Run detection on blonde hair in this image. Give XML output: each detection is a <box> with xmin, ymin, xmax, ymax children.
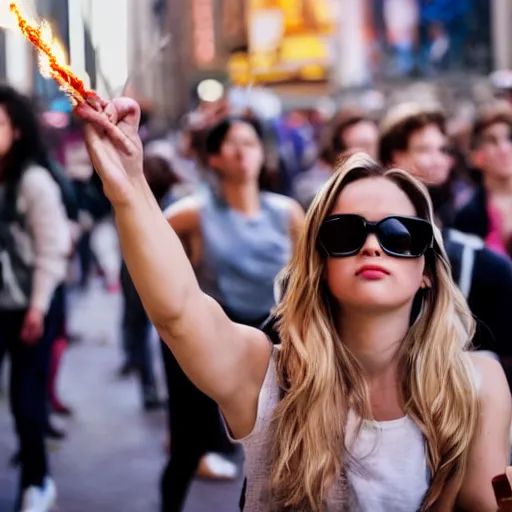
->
<box><xmin>269</xmin><ymin>152</ymin><xmax>479</xmax><ymax>511</ymax></box>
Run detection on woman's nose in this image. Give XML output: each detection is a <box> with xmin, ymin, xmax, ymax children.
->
<box><xmin>360</xmin><ymin>233</ymin><xmax>382</xmax><ymax>257</ymax></box>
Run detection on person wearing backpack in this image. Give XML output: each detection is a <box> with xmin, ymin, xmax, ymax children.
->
<box><xmin>0</xmin><ymin>86</ymin><xmax>71</xmax><ymax>512</ymax></box>
<box><xmin>379</xmin><ymin>103</ymin><xmax>512</xmax><ymax>378</ymax></box>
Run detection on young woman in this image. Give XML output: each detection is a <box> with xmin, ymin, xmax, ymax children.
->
<box><xmin>76</xmin><ymin>98</ymin><xmax>511</xmax><ymax>511</ymax></box>
<box><xmin>161</xmin><ymin>117</ymin><xmax>303</xmax><ymax>509</ymax></box>
<box><xmin>0</xmin><ymin>86</ymin><xmax>70</xmax><ymax>511</ymax></box>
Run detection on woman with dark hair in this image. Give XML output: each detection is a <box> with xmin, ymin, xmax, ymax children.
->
<box><xmin>158</xmin><ymin>116</ymin><xmax>304</xmax><ymax>510</ymax></box>
<box><xmin>0</xmin><ymin>86</ymin><xmax>70</xmax><ymax>512</ymax></box>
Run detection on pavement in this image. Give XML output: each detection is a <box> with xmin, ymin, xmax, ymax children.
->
<box><xmin>0</xmin><ymin>281</ymin><xmax>243</xmax><ymax>512</ymax></box>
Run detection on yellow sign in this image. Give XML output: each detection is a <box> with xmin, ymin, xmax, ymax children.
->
<box><xmin>229</xmin><ymin>0</ymin><xmax>337</xmax><ymax>85</ymax></box>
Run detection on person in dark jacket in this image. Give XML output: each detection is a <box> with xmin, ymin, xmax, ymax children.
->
<box><xmin>454</xmin><ymin>102</ymin><xmax>512</xmax><ymax>257</ymax></box>
<box><xmin>259</xmin><ymin>103</ymin><xmax>512</xmax><ymax>381</ymax></box>
<box><xmin>265</xmin><ymin>103</ymin><xmax>512</xmax><ymax>370</ymax></box>
<box><xmin>379</xmin><ymin>102</ymin><xmax>512</xmax><ymax>382</ymax></box>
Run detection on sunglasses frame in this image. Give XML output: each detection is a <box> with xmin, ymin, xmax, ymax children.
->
<box><xmin>318</xmin><ymin>214</ymin><xmax>434</xmax><ymax>259</ymax></box>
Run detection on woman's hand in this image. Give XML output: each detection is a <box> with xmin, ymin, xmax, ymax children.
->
<box><xmin>74</xmin><ymin>98</ymin><xmax>144</xmax><ymax>207</ymax></box>
<box><xmin>20</xmin><ymin>307</ymin><xmax>44</xmax><ymax>344</ymax></box>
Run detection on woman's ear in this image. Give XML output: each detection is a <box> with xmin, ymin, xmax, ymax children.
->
<box><xmin>420</xmin><ymin>275</ymin><xmax>432</xmax><ymax>289</ymax></box>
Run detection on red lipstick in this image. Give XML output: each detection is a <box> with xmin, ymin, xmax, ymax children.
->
<box><xmin>356</xmin><ymin>264</ymin><xmax>390</xmax><ymax>280</ymax></box>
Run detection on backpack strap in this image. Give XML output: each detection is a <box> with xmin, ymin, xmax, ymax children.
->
<box><xmin>448</xmin><ymin>230</ymin><xmax>485</xmax><ymax>299</ymax></box>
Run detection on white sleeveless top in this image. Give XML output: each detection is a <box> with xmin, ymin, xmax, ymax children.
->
<box><xmin>231</xmin><ymin>348</ymin><xmax>479</xmax><ymax>511</ymax></box>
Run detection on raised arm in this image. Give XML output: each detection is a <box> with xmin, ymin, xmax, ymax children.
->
<box><xmin>75</xmin><ymin>98</ymin><xmax>271</xmax><ymax>438</ymax></box>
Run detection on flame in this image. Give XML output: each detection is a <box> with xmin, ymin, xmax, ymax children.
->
<box><xmin>9</xmin><ymin>2</ymin><xmax>94</xmax><ymax>105</ymax></box>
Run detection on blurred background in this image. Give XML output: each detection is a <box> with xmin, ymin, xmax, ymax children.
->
<box><xmin>1</xmin><ymin>1</ymin><xmax>512</xmax><ymax>511</ymax></box>
<box><xmin>0</xmin><ymin>0</ymin><xmax>510</xmax><ymax>121</ymax></box>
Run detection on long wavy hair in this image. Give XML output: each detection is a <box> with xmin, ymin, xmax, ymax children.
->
<box><xmin>269</xmin><ymin>152</ymin><xmax>479</xmax><ymax>511</ymax></box>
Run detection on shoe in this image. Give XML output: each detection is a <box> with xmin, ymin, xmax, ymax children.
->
<box><xmin>20</xmin><ymin>477</ymin><xmax>56</xmax><ymax>512</ymax></box>
<box><xmin>45</xmin><ymin>424</ymin><xmax>66</xmax><ymax>440</ymax></box>
<box><xmin>195</xmin><ymin>453</ymin><xmax>237</xmax><ymax>480</ymax></box>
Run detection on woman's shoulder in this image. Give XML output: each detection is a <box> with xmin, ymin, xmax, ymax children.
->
<box><xmin>163</xmin><ymin>193</ymin><xmax>204</xmax><ymax>233</ymax></box>
<box><xmin>262</xmin><ymin>191</ymin><xmax>302</xmax><ymax>213</ymax></box>
<box><xmin>262</xmin><ymin>192</ymin><xmax>305</xmax><ymax>233</ymax></box>
<box><xmin>20</xmin><ymin>164</ymin><xmax>54</xmax><ymax>187</ymax></box>
<box><xmin>19</xmin><ymin>164</ymin><xmax>60</xmax><ymax>199</ymax></box>
<box><xmin>468</xmin><ymin>353</ymin><xmax>510</xmax><ymax>402</ymax></box>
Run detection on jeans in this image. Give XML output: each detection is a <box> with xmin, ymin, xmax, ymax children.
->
<box><xmin>160</xmin><ymin>307</ymin><xmax>269</xmax><ymax>512</ymax></box>
<box><xmin>121</xmin><ymin>262</ymin><xmax>158</xmax><ymax>402</ymax></box>
<box><xmin>160</xmin><ymin>345</ymin><xmax>233</xmax><ymax>512</ymax></box>
<box><xmin>0</xmin><ymin>294</ymin><xmax>60</xmax><ymax>495</ymax></box>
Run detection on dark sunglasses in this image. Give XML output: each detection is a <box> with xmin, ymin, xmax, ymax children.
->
<box><xmin>318</xmin><ymin>214</ymin><xmax>433</xmax><ymax>258</ymax></box>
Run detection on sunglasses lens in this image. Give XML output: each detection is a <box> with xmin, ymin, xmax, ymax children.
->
<box><xmin>319</xmin><ymin>215</ymin><xmax>367</xmax><ymax>255</ymax></box>
<box><xmin>378</xmin><ymin>217</ymin><xmax>432</xmax><ymax>256</ymax></box>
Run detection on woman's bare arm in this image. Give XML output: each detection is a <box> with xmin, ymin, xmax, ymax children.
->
<box><xmin>76</xmin><ymin>98</ymin><xmax>271</xmax><ymax>437</ymax></box>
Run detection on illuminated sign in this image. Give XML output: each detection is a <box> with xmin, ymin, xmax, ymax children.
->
<box><xmin>229</xmin><ymin>0</ymin><xmax>337</xmax><ymax>85</ymax></box>
<box><xmin>192</xmin><ymin>0</ymin><xmax>215</xmax><ymax>66</ymax></box>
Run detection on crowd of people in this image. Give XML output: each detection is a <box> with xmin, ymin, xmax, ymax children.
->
<box><xmin>1</xmin><ymin>77</ymin><xmax>512</xmax><ymax>511</ymax></box>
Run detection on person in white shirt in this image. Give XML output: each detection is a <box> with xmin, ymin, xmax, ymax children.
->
<box><xmin>0</xmin><ymin>86</ymin><xmax>70</xmax><ymax>512</ymax></box>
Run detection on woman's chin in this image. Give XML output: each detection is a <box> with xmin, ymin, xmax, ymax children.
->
<box><xmin>342</xmin><ymin>294</ymin><xmax>410</xmax><ymax>314</ymax></box>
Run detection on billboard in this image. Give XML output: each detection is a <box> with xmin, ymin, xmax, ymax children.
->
<box><xmin>229</xmin><ymin>0</ymin><xmax>338</xmax><ymax>85</ymax></box>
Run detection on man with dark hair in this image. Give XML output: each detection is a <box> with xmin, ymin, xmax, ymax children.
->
<box><xmin>292</xmin><ymin>109</ymin><xmax>378</xmax><ymax>210</ymax></box>
<box><xmin>454</xmin><ymin>102</ymin><xmax>512</xmax><ymax>256</ymax></box>
<box><xmin>380</xmin><ymin>102</ymin><xmax>512</xmax><ymax>383</ymax></box>
<box><xmin>329</xmin><ymin>109</ymin><xmax>379</xmax><ymax>163</ymax></box>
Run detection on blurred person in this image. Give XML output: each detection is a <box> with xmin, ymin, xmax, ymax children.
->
<box><xmin>293</xmin><ymin>109</ymin><xmax>379</xmax><ymax>210</ymax></box>
<box><xmin>380</xmin><ymin>103</ymin><xmax>458</xmax><ymax>223</ymax></box>
<box><xmin>88</xmin><ymin>181</ymin><xmax>120</xmax><ymax>293</ymax></box>
<box><xmin>60</xmin><ymin>118</ymin><xmax>119</xmax><ymax>291</ymax></box>
<box><xmin>383</xmin><ymin>0</ymin><xmax>419</xmax><ymax>76</ymax></box>
<box><xmin>446</xmin><ymin>116</ymin><xmax>478</xmax><ymax>206</ymax></box>
<box><xmin>329</xmin><ymin>110</ymin><xmax>379</xmax><ymax>162</ymax></box>
<box><xmin>269</xmin><ymin>110</ymin><xmax>318</xmax><ymax>196</ymax></box>
<box><xmin>161</xmin><ymin>116</ymin><xmax>304</xmax><ymax>510</ymax></box>
<box><xmin>44</xmin><ymin>160</ymin><xmax>80</xmax><ymax>434</ymax></box>
<box><xmin>380</xmin><ymin>103</ymin><xmax>512</xmax><ymax>381</ymax></box>
<box><xmin>144</xmin><ymin>118</ymin><xmax>204</xmax><ymax>195</ymax></box>
<box><xmin>417</xmin><ymin>0</ymin><xmax>473</xmax><ymax>74</ymax></box>
<box><xmin>120</xmin><ymin>154</ymin><xmax>181</xmax><ymax>409</ymax></box>
<box><xmin>454</xmin><ymin>103</ymin><xmax>512</xmax><ymax>257</ymax></box>
<box><xmin>0</xmin><ymin>86</ymin><xmax>70</xmax><ymax>511</ymax></box>
<box><xmin>292</xmin><ymin>151</ymin><xmax>332</xmax><ymax>211</ymax></box>
<box><xmin>61</xmin><ymin>118</ymin><xmax>100</xmax><ymax>289</ymax></box>
<box><xmin>74</xmin><ymin>98</ymin><xmax>511</xmax><ymax>511</ymax></box>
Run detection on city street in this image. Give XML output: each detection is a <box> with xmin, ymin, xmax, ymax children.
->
<box><xmin>0</xmin><ymin>281</ymin><xmax>243</xmax><ymax>512</ymax></box>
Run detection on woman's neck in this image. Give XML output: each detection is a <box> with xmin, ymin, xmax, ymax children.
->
<box><xmin>339</xmin><ymin>306</ymin><xmax>411</xmax><ymax>379</ymax></box>
<box><xmin>484</xmin><ymin>174</ymin><xmax>512</xmax><ymax>196</ymax></box>
<box><xmin>219</xmin><ymin>181</ymin><xmax>260</xmax><ymax>215</ymax></box>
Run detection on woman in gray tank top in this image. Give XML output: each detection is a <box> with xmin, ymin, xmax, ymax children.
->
<box><xmin>160</xmin><ymin>117</ymin><xmax>304</xmax><ymax>511</ymax></box>
<box><xmin>78</xmin><ymin>100</ymin><xmax>512</xmax><ymax>512</ymax></box>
